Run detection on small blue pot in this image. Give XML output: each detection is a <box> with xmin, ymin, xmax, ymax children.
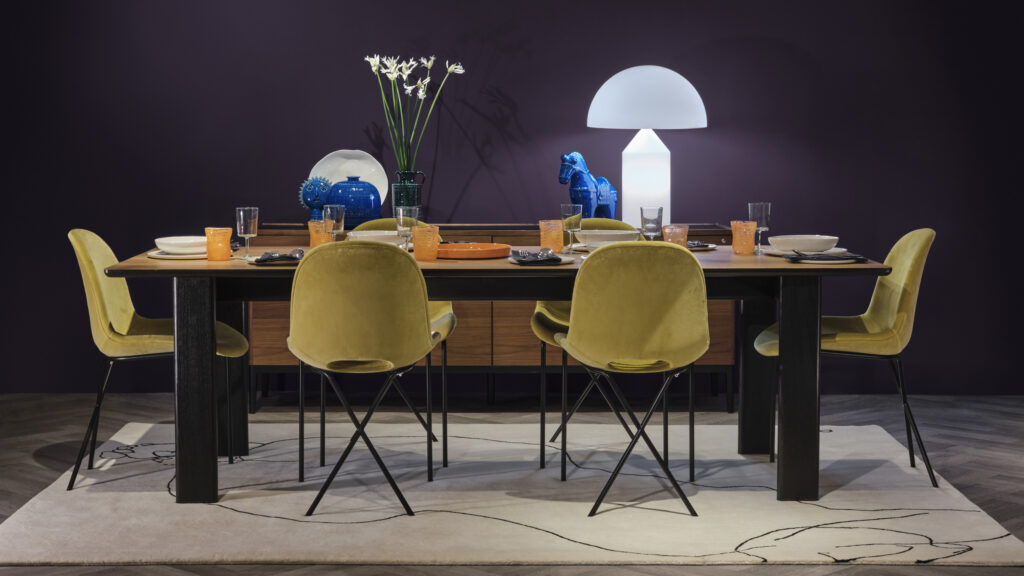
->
<box><xmin>327</xmin><ymin>176</ymin><xmax>381</xmax><ymax>228</ymax></box>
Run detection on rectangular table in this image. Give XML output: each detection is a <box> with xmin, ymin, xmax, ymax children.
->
<box><xmin>108</xmin><ymin>245</ymin><xmax>890</xmax><ymax>504</ymax></box>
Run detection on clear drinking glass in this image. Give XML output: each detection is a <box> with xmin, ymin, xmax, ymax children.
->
<box><xmin>748</xmin><ymin>202</ymin><xmax>771</xmax><ymax>254</ymax></box>
<box><xmin>560</xmin><ymin>203</ymin><xmax>583</xmax><ymax>254</ymax></box>
<box><xmin>235</xmin><ymin>207</ymin><xmax>258</xmax><ymax>259</ymax></box>
<box><xmin>640</xmin><ymin>206</ymin><xmax>663</xmax><ymax>241</ymax></box>
<box><xmin>394</xmin><ymin>206</ymin><xmax>419</xmax><ymax>251</ymax></box>
<box><xmin>323</xmin><ymin>204</ymin><xmax>345</xmax><ymax>242</ymax></box>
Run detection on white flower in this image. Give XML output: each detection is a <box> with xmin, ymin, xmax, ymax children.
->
<box><xmin>382</xmin><ymin>56</ymin><xmax>400</xmax><ymax>80</ymax></box>
<box><xmin>420</xmin><ymin>55</ymin><xmax>436</xmax><ymax>70</ymax></box>
<box><xmin>404</xmin><ymin>83</ymin><xmax>416</xmax><ymax>96</ymax></box>
<box><xmin>399</xmin><ymin>59</ymin><xmax>418</xmax><ymax>81</ymax></box>
<box><xmin>416</xmin><ymin>78</ymin><xmax>428</xmax><ymax>100</ymax></box>
<box><xmin>364</xmin><ymin>54</ymin><xmax>380</xmax><ymax>73</ymax></box>
<box><xmin>446</xmin><ymin>61</ymin><xmax>465</xmax><ymax>75</ymax></box>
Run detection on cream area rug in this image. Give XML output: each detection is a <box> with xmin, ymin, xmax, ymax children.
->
<box><xmin>1</xmin><ymin>421</ymin><xmax>1022</xmax><ymax>566</ymax></box>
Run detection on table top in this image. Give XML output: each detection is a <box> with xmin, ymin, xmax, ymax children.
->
<box><xmin>108</xmin><ymin>244</ymin><xmax>891</xmax><ymax>279</ymax></box>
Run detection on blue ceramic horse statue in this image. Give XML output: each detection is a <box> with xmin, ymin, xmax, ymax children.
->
<box><xmin>558</xmin><ymin>152</ymin><xmax>617</xmax><ymax>219</ymax></box>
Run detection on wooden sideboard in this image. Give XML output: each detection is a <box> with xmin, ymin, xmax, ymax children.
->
<box><xmin>247</xmin><ymin>223</ymin><xmax>735</xmax><ymax>370</ymax></box>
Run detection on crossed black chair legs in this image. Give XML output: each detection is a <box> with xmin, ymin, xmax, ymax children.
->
<box><xmin>68</xmin><ymin>353</ymin><xmax>238</xmax><ymax>491</ymax></box>
<box><xmin>768</xmin><ymin>352</ymin><xmax>937</xmax><ymax>488</ymax></box>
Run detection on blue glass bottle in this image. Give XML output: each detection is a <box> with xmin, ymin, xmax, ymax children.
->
<box><xmin>327</xmin><ymin>176</ymin><xmax>381</xmax><ymax>228</ymax></box>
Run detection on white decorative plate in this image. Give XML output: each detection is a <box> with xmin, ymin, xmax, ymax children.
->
<box><xmin>154</xmin><ymin>236</ymin><xmax>207</xmax><ymax>255</ymax></box>
<box><xmin>767</xmin><ymin>234</ymin><xmax>839</xmax><ymax>252</ymax></box>
<box><xmin>574</xmin><ymin>229</ymin><xmax>640</xmax><ymax>250</ymax></box>
<box><xmin>309</xmin><ymin>150</ymin><xmax>389</xmax><ymax>205</ymax></box>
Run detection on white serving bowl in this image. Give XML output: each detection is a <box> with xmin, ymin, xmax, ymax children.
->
<box><xmin>345</xmin><ymin>230</ymin><xmax>404</xmax><ymax>246</ymax></box>
<box><xmin>767</xmin><ymin>235</ymin><xmax>839</xmax><ymax>253</ymax></box>
<box><xmin>155</xmin><ymin>236</ymin><xmax>207</xmax><ymax>255</ymax></box>
<box><xmin>574</xmin><ymin>229</ymin><xmax>640</xmax><ymax>249</ymax></box>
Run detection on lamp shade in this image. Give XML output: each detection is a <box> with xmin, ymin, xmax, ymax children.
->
<box><xmin>587</xmin><ymin>65</ymin><xmax>707</xmax><ymax>129</ymax></box>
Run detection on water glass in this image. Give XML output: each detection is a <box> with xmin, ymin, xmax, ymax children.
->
<box><xmin>412</xmin><ymin>225</ymin><xmax>440</xmax><ymax>261</ymax></box>
<box><xmin>640</xmin><ymin>206</ymin><xmax>663</xmax><ymax>240</ymax></box>
<box><xmin>560</xmin><ymin>203</ymin><xmax>583</xmax><ymax>254</ymax></box>
<box><xmin>748</xmin><ymin>202</ymin><xmax>771</xmax><ymax>254</ymax></box>
<box><xmin>323</xmin><ymin>204</ymin><xmax>346</xmax><ymax>241</ymax></box>
<box><xmin>539</xmin><ymin>219</ymin><xmax>563</xmax><ymax>253</ymax></box>
<box><xmin>205</xmin><ymin>227</ymin><xmax>232</xmax><ymax>261</ymax></box>
<box><xmin>394</xmin><ymin>206</ymin><xmax>419</xmax><ymax>250</ymax></box>
<box><xmin>730</xmin><ymin>220</ymin><xmax>757</xmax><ymax>255</ymax></box>
<box><xmin>307</xmin><ymin>220</ymin><xmax>332</xmax><ymax>249</ymax></box>
<box><xmin>235</xmin><ymin>207</ymin><xmax>259</xmax><ymax>260</ymax></box>
<box><xmin>662</xmin><ymin>224</ymin><xmax>689</xmax><ymax>246</ymax></box>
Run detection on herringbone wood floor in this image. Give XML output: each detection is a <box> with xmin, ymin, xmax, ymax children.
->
<box><xmin>1</xmin><ymin>392</ymin><xmax>1022</xmax><ymax>575</ymax></box>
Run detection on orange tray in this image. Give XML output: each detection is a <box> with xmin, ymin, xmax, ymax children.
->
<box><xmin>436</xmin><ymin>243</ymin><xmax>512</xmax><ymax>259</ymax></box>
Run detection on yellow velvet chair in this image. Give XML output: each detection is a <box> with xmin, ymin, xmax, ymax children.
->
<box><xmin>289</xmin><ymin>241</ymin><xmax>456</xmax><ymax>516</ymax></box>
<box><xmin>532</xmin><ymin>218</ymin><xmax>643</xmax><ymax>468</ymax></box>
<box><xmin>754</xmin><ymin>228</ymin><xmax>938</xmax><ymax>487</ymax></box>
<box><xmin>295</xmin><ymin>217</ymin><xmax>455</xmax><ymax>481</ymax></box>
<box><xmin>67</xmin><ymin>229</ymin><xmax>249</xmax><ymax>489</ymax></box>
<box><xmin>553</xmin><ymin>241</ymin><xmax>709</xmax><ymax>516</ymax></box>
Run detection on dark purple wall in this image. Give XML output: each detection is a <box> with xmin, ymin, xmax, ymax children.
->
<box><xmin>4</xmin><ymin>1</ymin><xmax>1020</xmax><ymax>393</ymax></box>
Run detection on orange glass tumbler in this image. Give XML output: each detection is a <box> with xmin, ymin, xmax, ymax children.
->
<box><xmin>662</xmin><ymin>224</ymin><xmax>689</xmax><ymax>247</ymax></box>
<box><xmin>539</xmin><ymin>219</ymin><xmax>563</xmax><ymax>253</ymax></box>
<box><xmin>730</xmin><ymin>220</ymin><xmax>757</xmax><ymax>255</ymax></box>
<box><xmin>412</xmin><ymin>225</ymin><xmax>440</xmax><ymax>261</ymax></box>
<box><xmin>308</xmin><ymin>220</ymin><xmax>332</xmax><ymax>248</ymax></box>
<box><xmin>205</xmin><ymin>227</ymin><xmax>232</xmax><ymax>261</ymax></box>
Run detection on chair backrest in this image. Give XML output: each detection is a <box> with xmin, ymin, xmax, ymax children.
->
<box><xmin>863</xmin><ymin>228</ymin><xmax>936</xmax><ymax>353</ymax></box>
<box><xmin>287</xmin><ymin>241</ymin><xmax>435</xmax><ymax>373</ymax></box>
<box><xmin>68</xmin><ymin>229</ymin><xmax>137</xmax><ymax>354</ymax></box>
<box><xmin>563</xmin><ymin>241</ymin><xmax>709</xmax><ymax>372</ymax></box>
<box><xmin>562</xmin><ymin>216</ymin><xmax>642</xmax><ymax>245</ymax></box>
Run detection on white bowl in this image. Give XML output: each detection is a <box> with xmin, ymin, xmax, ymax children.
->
<box><xmin>767</xmin><ymin>235</ymin><xmax>839</xmax><ymax>253</ymax></box>
<box><xmin>345</xmin><ymin>230</ymin><xmax>404</xmax><ymax>246</ymax></box>
<box><xmin>574</xmin><ymin>229</ymin><xmax>639</xmax><ymax>249</ymax></box>
<box><xmin>155</xmin><ymin>236</ymin><xmax>207</xmax><ymax>255</ymax></box>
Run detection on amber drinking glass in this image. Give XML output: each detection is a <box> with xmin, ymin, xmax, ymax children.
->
<box><xmin>308</xmin><ymin>220</ymin><xmax>332</xmax><ymax>249</ymax></box>
<box><xmin>730</xmin><ymin>220</ymin><xmax>757</xmax><ymax>255</ymax></box>
<box><xmin>539</xmin><ymin>219</ymin><xmax>564</xmax><ymax>253</ymax></box>
<box><xmin>412</xmin><ymin>225</ymin><xmax>440</xmax><ymax>261</ymax></box>
<box><xmin>205</xmin><ymin>227</ymin><xmax>232</xmax><ymax>261</ymax></box>
<box><xmin>662</xmin><ymin>224</ymin><xmax>689</xmax><ymax>246</ymax></box>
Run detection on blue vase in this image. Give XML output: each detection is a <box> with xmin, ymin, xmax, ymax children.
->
<box><xmin>327</xmin><ymin>176</ymin><xmax>381</xmax><ymax>228</ymax></box>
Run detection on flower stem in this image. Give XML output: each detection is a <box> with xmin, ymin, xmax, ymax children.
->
<box><xmin>412</xmin><ymin>70</ymin><xmax>451</xmax><ymax>170</ymax></box>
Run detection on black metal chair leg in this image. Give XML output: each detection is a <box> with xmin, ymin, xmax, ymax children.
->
<box><xmin>392</xmin><ymin>379</ymin><xmax>439</xmax><ymax>442</ymax></box>
<box><xmin>540</xmin><ymin>341</ymin><xmax>546</xmax><ymax>468</ymax></box>
<box><xmin>225</xmin><ymin>358</ymin><xmax>234</xmax><ymax>465</ymax></box>
<box><xmin>426</xmin><ymin>353</ymin><xmax>433</xmax><ymax>482</ymax></box>
<box><xmin>889</xmin><ymin>358</ymin><xmax>916</xmax><ymax>468</ymax></box>
<box><xmin>663</xmin><ymin>372</ymin><xmax>669</xmax><ymax>467</ymax></box>
<box><xmin>307</xmin><ymin>371</ymin><xmax>413</xmax><ymax>517</ymax></box>
<box><xmin>442</xmin><ymin>340</ymin><xmax>448</xmax><ymax>468</ymax></box>
<box><xmin>726</xmin><ymin>367</ymin><xmax>735</xmax><ymax>414</ymax></box>
<box><xmin>892</xmin><ymin>358</ymin><xmax>938</xmax><ymax>487</ymax></box>
<box><xmin>320</xmin><ymin>374</ymin><xmax>326</xmax><ymax>467</ymax></box>
<box><xmin>590</xmin><ymin>372</ymin><xmax>696</xmax><ymax>517</ymax></box>
<box><xmin>68</xmin><ymin>360</ymin><xmax>115</xmax><ymax>491</ymax></box>
<box><xmin>561</xmin><ymin>349</ymin><xmax>567</xmax><ymax>482</ymax></box>
<box><xmin>298</xmin><ymin>361</ymin><xmax>305</xmax><ymax>482</ymax></box>
<box><xmin>549</xmin><ymin>377</ymin><xmax>598</xmax><ymax>443</ymax></box>
<box><xmin>689</xmin><ymin>366</ymin><xmax>695</xmax><ymax>482</ymax></box>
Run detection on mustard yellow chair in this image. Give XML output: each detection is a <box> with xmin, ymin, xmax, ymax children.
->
<box><xmin>553</xmin><ymin>241</ymin><xmax>709</xmax><ymax>516</ymax></box>
<box><xmin>532</xmin><ymin>218</ymin><xmax>643</xmax><ymax>468</ymax></box>
<box><xmin>67</xmin><ymin>229</ymin><xmax>249</xmax><ymax>489</ymax></box>
<box><xmin>754</xmin><ymin>228</ymin><xmax>938</xmax><ymax>487</ymax></box>
<box><xmin>289</xmin><ymin>241</ymin><xmax>456</xmax><ymax>517</ymax></box>
<box><xmin>297</xmin><ymin>217</ymin><xmax>452</xmax><ymax>481</ymax></box>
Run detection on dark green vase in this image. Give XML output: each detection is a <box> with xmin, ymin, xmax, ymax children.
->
<box><xmin>392</xmin><ymin>170</ymin><xmax>426</xmax><ymax>209</ymax></box>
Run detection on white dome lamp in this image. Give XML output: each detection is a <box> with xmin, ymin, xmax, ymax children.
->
<box><xmin>587</xmin><ymin>65</ymin><xmax>707</xmax><ymax>227</ymax></box>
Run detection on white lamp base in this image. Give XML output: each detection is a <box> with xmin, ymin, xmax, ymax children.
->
<box><xmin>621</xmin><ymin>129</ymin><xmax>671</xmax><ymax>228</ymax></box>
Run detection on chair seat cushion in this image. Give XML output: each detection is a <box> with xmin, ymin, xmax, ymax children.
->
<box><xmin>104</xmin><ymin>315</ymin><xmax>248</xmax><ymax>359</ymax></box>
<box><xmin>753</xmin><ymin>315</ymin><xmax>902</xmax><ymax>357</ymax></box>
<box><xmin>530</xmin><ymin>300</ymin><xmax>571</xmax><ymax>347</ymax></box>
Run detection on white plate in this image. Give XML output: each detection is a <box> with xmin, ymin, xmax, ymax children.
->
<box><xmin>147</xmin><ymin>250</ymin><xmax>207</xmax><ymax>260</ymax></box>
<box><xmin>508</xmin><ymin>255</ymin><xmax>576</xmax><ymax>265</ymax></box>
<box><xmin>309</xmin><ymin>150</ymin><xmax>389</xmax><ymax>204</ymax></box>
<box><xmin>154</xmin><ymin>236</ymin><xmax>206</xmax><ymax>255</ymax></box>
<box><xmin>767</xmin><ymin>234</ymin><xmax>839</xmax><ymax>252</ymax></box>
<box><xmin>789</xmin><ymin>257</ymin><xmax>860</xmax><ymax>265</ymax></box>
<box><xmin>345</xmin><ymin>230</ymin><xmax>405</xmax><ymax>246</ymax></box>
<box><xmin>575</xmin><ymin>229</ymin><xmax>640</xmax><ymax>250</ymax></box>
<box><xmin>764</xmin><ymin>247</ymin><xmax>847</xmax><ymax>257</ymax></box>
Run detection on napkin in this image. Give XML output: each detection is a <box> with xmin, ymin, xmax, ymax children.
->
<box><xmin>252</xmin><ymin>249</ymin><xmax>305</xmax><ymax>265</ymax></box>
<box><xmin>510</xmin><ymin>251</ymin><xmax>564</xmax><ymax>266</ymax></box>
<box><xmin>784</xmin><ymin>252</ymin><xmax>867</xmax><ymax>264</ymax></box>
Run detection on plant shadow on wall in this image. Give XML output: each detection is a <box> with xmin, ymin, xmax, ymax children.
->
<box><xmin>362</xmin><ymin>67</ymin><xmax>535</xmax><ymax>221</ymax></box>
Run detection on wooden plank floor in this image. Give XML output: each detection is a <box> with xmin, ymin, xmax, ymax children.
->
<box><xmin>1</xmin><ymin>392</ymin><xmax>1022</xmax><ymax>575</ymax></box>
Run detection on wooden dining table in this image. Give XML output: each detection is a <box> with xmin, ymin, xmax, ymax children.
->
<box><xmin>107</xmin><ymin>243</ymin><xmax>890</xmax><ymax>504</ymax></box>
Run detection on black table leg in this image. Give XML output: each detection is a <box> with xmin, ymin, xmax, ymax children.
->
<box><xmin>777</xmin><ymin>276</ymin><xmax>821</xmax><ymax>500</ymax></box>
<box><xmin>173</xmin><ymin>277</ymin><xmax>219</xmax><ymax>503</ymax></box>
<box><xmin>216</xmin><ymin>300</ymin><xmax>250</xmax><ymax>457</ymax></box>
<box><xmin>738</xmin><ymin>298</ymin><xmax>775</xmax><ymax>455</ymax></box>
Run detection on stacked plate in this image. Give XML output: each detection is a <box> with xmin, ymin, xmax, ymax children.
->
<box><xmin>149</xmin><ymin>236</ymin><xmax>208</xmax><ymax>260</ymax></box>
